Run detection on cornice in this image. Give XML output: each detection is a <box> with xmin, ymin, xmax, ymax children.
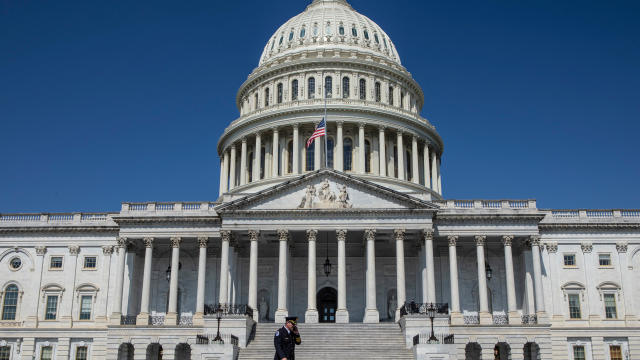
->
<box><xmin>112</xmin><ymin>216</ymin><xmax>221</xmax><ymax>225</ymax></box>
<box><xmin>435</xmin><ymin>213</ymin><xmax>546</xmax><ymax>222</ymax></box>
<box><xmin>539</xmin><ymin>223</ymin><xmax>640</xmax><ymax>230</ymax></box>
<box><xmin>220</xmin><ymin>208</ymin><xmax>435</xmax><ymax>218</ymax></box>
<box><xmin>0</xmin><ymin>226</ymin><xmax>118</xmax><ymax>234</ymax></box>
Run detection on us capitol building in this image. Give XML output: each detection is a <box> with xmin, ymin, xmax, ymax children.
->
<box><xmin>0</xmin><ymin>1</ymin><xmax>638</xmax><ymax>359</ymax></box>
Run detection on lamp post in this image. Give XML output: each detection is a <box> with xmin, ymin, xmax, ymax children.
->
<box><xmin>323</xmin><ymin>232</ymin><xmax>332</xmax><ymax>277</ymax></box>
<box><xmin>427</xmin><ymin>303</ymin><xmax>437</xmax><ymax>343</ymax></box>
<box><xmin>213</xmin><ymin>304</ymin><xmax>224</xmax><ymax>343</ymax></box>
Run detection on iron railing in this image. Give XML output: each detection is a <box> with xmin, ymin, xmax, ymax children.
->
<box><xmin>463</xmin><ymin>315</ymin><xmax>480</xmax><ymax>325</ymax></box>
<box><xmin>195</xmin><ymin>333</ymin><xmax>239</xmax><ymax>346</ymax></box>
<box><xmin>400</xmin><ymin>302</ymin><xmax>449</xmax><ymax>317</ymax></box>
<box><xmin>413</xmin><ymin>333</ymin><xmax>455</xmax><ymax>345</ymax></box>
<box><xmin>120</xmin><ymin>315</ymin><xmax>137</xmax><ymax>325</ymax></box>
<box><xmin>521</xmin><ymin>314</ymin><xmax>538</xmax><ymax>325</ymax></box>
<box><xmin>492</xmin><ymin>314</ymin><xmax>508</xmax><ymax>325</ymax></box>
<box><xmin>204</xmin><ymin>303</ymin><xmax>254</xmax><ymax>317</ymax></box>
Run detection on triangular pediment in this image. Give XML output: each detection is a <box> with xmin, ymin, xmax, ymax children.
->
<box><xmin>216</xmin><ymin>169</ymin><xmax>438</xmax><ymax>213</ymax></box>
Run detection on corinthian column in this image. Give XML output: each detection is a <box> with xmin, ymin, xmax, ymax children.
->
<box><xmin>336</xmin><ymin>229</ymin><xmax>349</xmax><ymax>323</ymax></box>
<box><xmin>229</xmin><ymin>145</ymin><xmax>237</xmax><ymax>190</ymax></box>
<box><xmin>364</xmin><ymin>228</ymin><xmax>379</xmax><ymax>323</ymax></box>
<box><xmin>378</xmin><ymin>127</ymin><xmax>386</xmax><ymax>177</ymax></box>
<box><xmin>430</xmin><ymin>151</ymin><xmax>438</xmax><ymax>194</ymax></box>
<box><xmin>222</xmin><ymin>150</ymin><xmax>229</xmax><ymax>193</ymax></box>
<box><xmin>275</xmin><ymin>229</ymin><xmax>289</xmax><ymax>323</ymax></box>
<box><xmin>253</xmin><ymin>132</ymin><xmax>262</xmax><ymax>182</ymax></box>
<box><xmin>219</xmin><ymin>231</ymin><xmax>231</xmax><ymax>304</ymax></box>
<box><xmin>358</xmin><ymin>123</ymin><xmax>365</xmax><ymax>173</ymax></box>
<box><xmin>336</xmin><ymin>122</ymin><xmax>344</xmax><ymax>171</ymax></box>
<box><xmin>292</xmin><ymin>125</ymin><xmax>300</xmax><ymax>174</ymax></box>
<box><xmin>502</xmin><ymin>235</ymin><xmax>520</xmax><ymax>324</ymax></box>
<box><xmin>240</xmin><ymin>138</ymin><xmax>247</xmax><ymax>185</ymax></box>
<box><xmin>194</xmin><ymin>236</ymin><xmax>208</xmax><ymax>325</ymax></box>
<box><xmin>448</xmin><ymin>236</ymin><xmax>463</xmax><ymax>324</ymax></box>
<box><xmin>530</xmin><ymin>235</ymin><xmax>547</xmax><ymax>322</ymax></box>
<box><xmin>110</xmin><ymin>237</ymin><xmax>128</xmax><ymax>325</ymax></box>
<box><xmin>424</xmin><ymin>229</ymin><xmax>436</xmax><ymax>303</ymax></box>
<box><xmin>475</xmin><ymin>235</ymin><xmax>491</xmax><ymax>325</ymax></box>
<box><xmin>396</xmin><ymin>132</ymin><xmax>405</xmax><ymax>180</ymax></box>
<box><xmin>423</xmin><ymin>144</ymin><xmax>431</xmax><ymax>189</ymax></box>
<box><xmin>137</xmin><ymin>237</ymin><xmax>154</xmax><ymax>325</ymax></box>
<box><xmin>411</xmin><ymin>136</ymin><xmax>419</xmax><ymax>184</ymax></box>
<box><xmin>394</xmin><ymin>229</ymin><xmax>406</xmax><ymax>322</ymax></box>
<box><xmin>272</xmin><ymin>128</ymin><xmax>279</xmax><ymax>178</ymax></box>
<box><xmin>166</xmin><ymin>237</ymin><xmax>181</xmax><ymax>325</ymax></box>
<box><xmin>248</xmin><ymin>230</ymin><xmax>259</xmax><ymax>321</ymax></box>
<box><xmin>305</xmin><ymin>229</ymin><xmax>319</xmax><ymax>323</ymax></box>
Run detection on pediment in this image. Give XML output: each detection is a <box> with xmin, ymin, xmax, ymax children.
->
<box><xmin>216</xmin><ymin>169</ymin><xmax>438</xmax><ymax>213</ymax></box>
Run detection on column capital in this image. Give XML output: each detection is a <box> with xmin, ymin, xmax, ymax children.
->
<box><xmin>616</xmin><ymin>241</ymin><xmax>628</xmax><ymax>253</ymax></box>
<box><xmin>248</xmin><ymin>230</ymin><xmax>260</xmax><ymax>241</ymax></box>
<box><xmin>241</xmin><ymin>137</ymin><xmax>247</xmax><ymax>144</ymax></box>
<box><xmin>272</xmin><ymin>127</ymin><xmax>279</xmax><ymax>133</ymax></box>
<box><xmin>277</xmin><ymin>229</ymin><xmax>289</xmax><ymax>242</ymax></box>
<box><xmin>447</xmin><ymin>235</ymin><xmax>458</xmax><ymax>246</ymax></box>
<box><xmin>358</xmin><ymin>122</ymin><xmax>365</xmax><ymax>130</ymax></box>
<box><xmin>545</xmin><ymin>241</ymin><xmax>558</xmax><ymax>253</ymax></box>
<box><xmin>364</xmin><ymin>228</ymin><xmax>376</xmax><ymax>242</ymax></box>
<box><xmin>580</xmin><ymin>241</ymin><xmax>593</xmax><ymax>253</ymax></box>
<box><xmin>116</xmin><ymin>237</ymin><xmax>128</xmax><ymax>248</ymax></box>
<box><xmin>423</xmin><ymin>229</ymin><xmax>434</xmax><ymax>241</ymax></box>
<box><xmin>335</xmin><ymin>120</ymin><xmax>344</xmax><ymax>127</ymax></box>
<box><xmin>336</xmin><ymin>229</ymin><xmax>347</xmax><ymax>241</ymax></box>
<box><xmin>143</xmin><ymin>237</ymin><xmax>154</xmax><ymax>248</ymax></box>
<box><xmin>101</xmin><ymin>245</ymin><xmax>114</xmax><ymax>255</ymax></box>
<box><xmin>502</xmin><ymin>235</ymin><xmax>514</xmax><ymax>246</ymax></box>
<box><xmin>306</xmin><ymin>229</ymin><xmax>318</xmax><ymax>242</ymax></box>
<box><xmin>35</xmin><ymin>246</ymin><xmax>47</xmax><ymax>256</ymax></box>
<box><xmin>170</xmin><ymin>237</ymin><xmax>182</xmax><ymax>248</ymax></box>
<box><xmin>378</xmin><ymin>125</ymin><xmax>386</xmax><ymax>132</ymax></box>
<box><xmin>474</xmin><ymin>235</ymin><xmax>487</xmax><ymax>246</ymax></box>
<box><xmin>396</xmin><ymin>129</ymin><xmax>404</xmax><ymax>136</ymax></box>
<box><xmin>197</xmin><ymin>236</ymin><xmax>209</xmax><ymax>248</ymax></box>
<box><xmin>293</xmin><ymin>123</ymin><xmax>300</xmax><ymax>129</ymax></box>
<box><xmin>394</xmin><ymin>228</ymin><xmax>405</xmax><ymax>241</ymax></box>
<box><xmin>68</xmin><ymin>245</ymin><xmax>80</xmax><ymax>256</ymax></box>
<box><xmin>529</xmin><ymin>235</ymin><xmax>542</xmax><ymax>247</ymax></box>
<box><xmin>221</xmin><ymin>230</ymin><xmax>232</xmax><ymax>242</ymax></box>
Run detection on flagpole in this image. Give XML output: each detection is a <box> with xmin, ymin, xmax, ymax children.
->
<box><xmin>323</xmin><ymin>92</ymin><xmax>328</xmax><ymax>169</ymax></box>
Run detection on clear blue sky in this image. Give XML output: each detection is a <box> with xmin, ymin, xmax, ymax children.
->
<box><xmin>1</xmin><ymin>0</ymin><xmax>639</xmax><ymax>213</ymax></box>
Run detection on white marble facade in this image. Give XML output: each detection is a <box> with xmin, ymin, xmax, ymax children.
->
<box><xmin>1</xmin><ymin>1</ymin><xmax>639</xmax><ymax>359</ymax></box>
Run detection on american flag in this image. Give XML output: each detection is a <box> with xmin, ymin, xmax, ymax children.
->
<box><xmin>306</xmin><ymin>118</ymin><xmax>326</xmax><ymax>148</ymax></box>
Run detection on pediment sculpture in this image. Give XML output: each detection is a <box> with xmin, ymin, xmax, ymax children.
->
<box><xmin>298</xmin><ymin>179</ymin><xmax>352</xmax><ymax>209</ymax></box>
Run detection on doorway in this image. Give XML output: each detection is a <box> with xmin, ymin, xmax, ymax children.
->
<box><xmin>317</xmin><ymin>287</ymin><xmax>337</xmax><ymax>323</ymax></box>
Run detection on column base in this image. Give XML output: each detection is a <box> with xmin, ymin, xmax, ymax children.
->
<box><xmin>165</xmin><ymin>312</ymin><xmax>178</xmax><ymax>325</ymax></box>
<box><xmin>275</xmin><ymin>309</ymin><xmax>289</xmax><ymax>324</ymax></box>
<box><xmin>305</xmin><ymin>309</ymin><xmax>319</xmax><ymax>323</ymax></box>
<box><xmin>537</xmin><ymin>311</ymin><xmax>550</xmax><ymax>325</ymax></box>
<box><xmin>136</xmin><ymin>313</ymin><xmax>150</xmax><ymax>326</ymax></box>
<box><xmin>109</xmin><ymin>313</ymin><xmax>122</xmax><ymax>326</ymax></box>
<box><xmin>450</xmin><ymin>311</ymin><xmax>463</xmax><ymax>325</ymax></box>
<box><xmin>336</xmin><ymin>309</ymin><xmax>349</xmax><ymax>323</ymax></box>
<box><xmin>479</xmin><ymin>311</ymin><xmax>492</xmax><ymax>325</ymax></box>
<box><xmin>395</xmin><ymin>309</ymin><xmax>401</xmax><ymax>323</ymax></box>
<box><xmin>363</xmin><ymin>309</ymin><xmax>379</xmax><ymax>323</ymax></box>
<box><xmin>193</xmin><ymin>312</ymin><xmax>204</xmax><ymax>326</ymax></box>
<box><xmin>508</xmin><ymin>311</ymin><xmax>522</xmax><ymax>325</ymax></box>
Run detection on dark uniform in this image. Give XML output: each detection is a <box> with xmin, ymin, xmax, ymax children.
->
<box><xmin>274</xmin><ymin>317</ymin><xmax>301</xmax><ymax>360</ymax></box>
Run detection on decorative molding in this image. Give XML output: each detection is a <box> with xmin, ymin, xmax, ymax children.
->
<box><xmin>393</xmin><ymin>228</ymin><xmax>405</xmax><ymax>241</ymax></box>
<box><xmin>501</xmin><ymin>235</ymin><xmax>514</xmax><ymax>247</ymax></box>
<box><xmin>35</xmin><ymin>246</ymin><xmax>47</xmax><ymax>256</ymax></box>
<box><xmin>529</xmin><ymin>235</ymin><xmax>541</xmax><ymax>247</ymax></box>
<box><xmin>474</xmin><ymin>235</ymin><xmax>486</xmax><ymax>246</ymax></box>
<box><xmin>221</xmin><ymin>230</ymin><xmax>232</xmax><ymax>242</ymax></box>
<box><xmin>447</xmin><ymin>235</ymin><xmax>458</xmax><ymax>247</ymax></box>
<box><xmin>101</xmin><ymin>245</ymin><xmax>114</xmax><ymax>255</ymax></box>
<box><xmin>306</xmin><ymin>229</ymin><xmax>318</xmax><ymax>242</ymax></box>
<box><xmin>143</xmin><ymin>237</ymin><xmax>154</xmax><ymax>248</ymax></box>
<box><xmin>68</xmin><ymin>245</ymin><xmax>80</xmax><ymax>256</ymax></box>
<box><xmin>170</xmin><ymin>237</ymin><xmax>182</xmax><ymax>248</ymax></box>
<box><xmin>297</xmin><ymin>179</ymin><xmax>352</xmax><ymax>209</ymax></box>
<box><xmin>423</xmin><ymin>229</ymin><xmax>434</xmax><ymax>241</ymax></box>
<box><xmin>248</xmin><ymin>230</ymin><xmax>260</xmax><ymax>242</ymax></box>
<box><xmin>545</xmin><ymin>241</ymin><xmax>558</xmax><ymax>253</ymax></box>
<box><xmin>581</xmin><ymin>242</ymin><xmax>593</xmax><ymax>253</ymax></box>
<box><xmin>277</xmin><ymin>229</ymin><xmax>289</xmax><ymax>242</ymax></box>
<box><xmin>364</xmin><ymin>228</ymin><xmax>376</xmax><ymax>242</ymax></box>
<box><xmin>116</xmin><ymin>237</ymin><xmax>128</xmax><ymax>248</ymax></box>
<box><xmin>336</xmin><ymin>229</ymin><xmax>348</xmax><ymax>241</ymax></box>
<box><xmin>616</xmin><ymin>242</ymin><xmax>628</xmax><ymax>253</ymax></box>
<box><xmin>197</xmin><ymin>236</ymin><xmax>209</xmax><ymax>248</ymax></box>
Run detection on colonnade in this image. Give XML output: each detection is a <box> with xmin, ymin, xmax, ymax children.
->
<box><xmin>109</xmin><ymin>232</ymin><xmax>545</xmax><ymax>325</ymax></box>
<box><xmin>219</xmin><ymin>123</ymin><xmax>442</xmax><ymax>195</ymax></box>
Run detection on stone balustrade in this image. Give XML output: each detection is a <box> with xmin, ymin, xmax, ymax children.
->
<box><xmin>548</xmin><ymin>209</ymin><xmax>640</xmax><ymax>220</ymax></box>
<box><xmin>433</xmin><ymin>199</ymin><xmax>537</xmax><ymax>210</ymax></box>
<box><xmin>0</xmin><ymin>212</ymin><xmax>116</xmax><ymax>225</ymax></box>
<box><xmin>120</xmin><ymin>202</ymin><xmax>217</xmax><ymax>214</ymax></box>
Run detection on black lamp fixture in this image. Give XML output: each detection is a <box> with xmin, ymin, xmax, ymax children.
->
<box><xmin>323</xmin><ymin>232</ymin><xmax>332</xmax><ymax>277</ymax></box>
<box><xmin>165</xmin><ymin>262</ymin><xmax>182</xmax><ymax>282</ymax></box>
<box><xmin>213</xmin><ymin>304</ymin><xmax>224</xmax><ymax>343</ymax></box>
<box><xmin>427</xmin><ymin>303</ymin><xmax>438</xmax><ymax>343</ymax></box>
<box><xmin>485</xmin><ymin>260</ymin><xmax>492</xmax><ymax>281</ymax></box>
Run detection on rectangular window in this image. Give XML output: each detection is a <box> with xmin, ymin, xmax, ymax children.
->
<box><xmin>83</xmin><ymin>256</ymin><xmax>96</xmax><ymax>269</ymax></box>
<box><xmin>604</xmin><ymin>293</ymin><xmax>617</xmax><ymax>319</ymax></box>
<box><xmin>610</xmin><ymin>345</ymin><xmax>623</xmax><ymax>360</ymax></box>
<box><xmin>50</xmin><ymin>256</ymin><xmax>63</xmax><ymax>269</ymax></box>
<box><xmin>75</xmin><ymin>346</ymin><xmax>88</xmax><ymax>360</ymax></box>
<box><xmin>40</xmin><ymin>346</ymin><xmax>53</xmax><ymax>360</ymax></box>
<box><xmin>568</xmin><ymin>294</ymin><xmax>581</xmax><ymax>319</ymax></box>
<box><xmin>599</xmin><ymin>254</ymin><xmax>611</xmax><ymax>266</ymax></box>
<box><xmin>79</xmin><ymin>295</ymin><xmax>92</xmax><ymax>320</ymax></box>
<box><xmin>573</xmin><ymin>345</ymin><xmax>585</xmax><ymax>360</ymax></box>
<box><xmin>45</xmin><ymin>295</ymin><xmax>58</xmax><ymax>320</ymax></box>
<box><xmin>564</xmin><ymin>254</ymin><xmax>576</xmax><ymax>267</ymax></box>
<box><xmin>388</xmin><ymin>86</ymin><xmax>394</xmax><ymax>105</ymax></box>
<box><xmin>0</xmin><ymin>346</ymin><xmax>11</xmax><ymax>360</ymax></box>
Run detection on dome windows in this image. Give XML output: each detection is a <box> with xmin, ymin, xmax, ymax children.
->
<box><xmin>277</xmin><ymin>83</ymin><xmax>283</xmax><ymax>104</ymax></box>
<box><xmin>342</xmin><ymin>77</ymin><xmax>350</xmax><ymax>98</ymax></box>
<box><xmin>343</xmin><ymin>138</ymin><xmax>353</xmax><ymax>171</ymax></box>
<box><xmin>374</xmin><ymin>33</ymin><xmax>379</xmax><ymax>44</ymax></box>
<box><xmin>363</xmin><ymin>29</ymin><xmax>370</xmax><ymax>40</ymax></box>
<box><xmin>313</xmin><ymin>23</ymin><xmax>319</xmax><ymax>37</ymax></box>
<box><xmin>359</xmin><ymin>79</ymin><xmax>366</xmax><ymax>100</ymax></box>
<box><xmin>325</xmin><ymin>22</ymin><xmax>332</xmax><ymax>35</ymax></box>
<box><xmin>375</xmin><ymin>82</ymin><xmax>381</xmax><ymax>102</ymax></box>
<box><xmin>383</xmin><ymin>37</ymin><xmax>388</xmax><ymax>49</ymax></box>
<box><xmin>351</xmin><ymin>26</ymin><xmax>357</xmax><ymax>37</ymax></box>
<box><xmin>289</xmin><ymin>30</ymin><xmax>294</xmax><ymax>42</ymax></box>
<box><xmin>339</xmin><ymin>24</ymin><xmax>345</xmax><ymax>36</ymax></box>
<box><xmin>279</xmin><ymin>35</ymin><xmax>283</xmax><ymax>45</ymax></box>
<box><xmin>308</xmin><ymin>77</ymin><xmax>316</xmax><ymax>99</ymax></box>
<box><xmin>325</xmin><ymin>76</ymin><xmax>333</xmax><ymax>98</ymax></box>
<box><xmin>264</xmin><ymin>88</ymin><xmax>270</xmax><ymax>107</ymax></box>
<box><xmin>291</xmin><ymin>79</ymin><xmax>299</xmax><ymax>100</ymax></box>
<box><xmin>270</xmin><ymin>38</ymin><xmax>275</xmax><ymax>50</ymax></box>
<box><xmin>300</xmin><ymin>26</ymin><xmax>306</xmax><ymax>38</ymax></box>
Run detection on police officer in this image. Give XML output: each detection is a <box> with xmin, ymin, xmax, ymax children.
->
<box><xmin>274</xmin><ymin>316</ymin><xmax>301</xmax><ymax>360</ymax></box>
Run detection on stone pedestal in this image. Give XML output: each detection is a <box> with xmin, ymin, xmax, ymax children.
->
<box><xmin>363</xmin><ymin>309</ymin><xmax>380</xmax><ymax>323</ymax></box>
<box><xmin>336</xmin><ymin>309</ymin><xmax>349</xmax><ymax>323</ymax></box>
<box><xmin>305</xmin><ymin>309</ymin><xmax>319</xmax><ymax>323</ymax></box>
<box><xmin>275</xmin><ymin>309</ymin><xmax>288</xmax><ymax>324</ymax></box>
<box><xmin>449</xmin><ymin>312</ymin><xmax>463</xmax><ymax>325</ymax></box>
<box><xmin>508</xmin><ymin>311</ymin><xmax>522</xmax><ymax>325</ymax></box>
<box><xmin>479</xmin><ymin>311</ymin><xmax>492</xmax><ymax>325</ymax></box>
<box><xmin>193</xmin><ymin>312</ymin><xmax>204</xmax><ymax>326</ymax></box>
<box><xmin>136</xmin><ymin>312</ymin><xmax>149</xmax><ymax>326</ymax></box>
<box><xmin>165</xmin><ymin>312</ymin><xmax>178</xmax><ymax>325</ymax></box>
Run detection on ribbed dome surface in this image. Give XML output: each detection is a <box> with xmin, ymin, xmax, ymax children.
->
<box><xmin>259</xmin><ymin>0</ymin><xmax>401</xmax><ymax>66</ymax></box>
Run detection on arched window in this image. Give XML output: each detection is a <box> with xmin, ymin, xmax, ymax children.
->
<box><xmin>375</xmin><ymin>82</ymin><xmax>381</xmax><ymax>102</ymax></box>
<box><xmin>343</xmin><ymin>138</ymin><xmax>353</xmax><ymax>171</ymax></box>
<box><xmin>278</xmin><ymin>35</ymin><xmax>283</xmax><ymax>45</ymax></box>
<box><xmin>308</xmin><ymin>77</ymin><xmax>315</xmax><ymax>99</ymax></box>
<box><xmin>248</xmin><ymin>152</ymin><xmax>253</xmax><ymax>181</ymax></box>
<box><xmin>254</xmin><ymin>93</ymin><xmax>258</xmax><ymax>110</ymax></box>
<box><xmin>393</xmin><ymin>146</ymin><xmax>398</xmax><ymax>178</ymax></box>
<box><xmin>292</xmin><ymin>79</ymin><xmax>299</xmax><ymax>100</ymax></box>
<box><xmin>313</xmin><ymin>23</ymin><xmax>319</xmax><ymax>36</ymax></box>
<box><xmin>2</xmin><ymin>284</ymin><xmax>19</xmax><ymax>320</ymax></box>
<box><xmin>374</xmin><ymin>33</ymin><xmax>379</xmax><ymax>44</ymax></box>
<box><xmin>339</xmin><ymin>24</ymin><xmax>345</xmax><ymax>36</ymax></box>
<box><xmin>306</xmin><ymin>144</ymin><xmax>314</xmax><ymax>171</ymax></box>
<box><xmin>400</xmin><ymin>92</ymin><xmax>405</xmax><ymax>109</ymax></box>
<box><xmin>365</xmin><ymin>140</ymin><xmax>371</xmax><ymax>173</ymax></box>
<box><xmin>406</xmin><ymin>149</ymin><xmax>412</xmax><ymax>179</ymax></box>
<box><xmin>264</xmin><ymin>88</ymin><xmax>270</xmax><ymax>107</ymax></box>
<box><xmin>260</xmin><ymin>147</ymin><xmax>266</xmax><ymax>179</ymax></box>
<box><xmin>325</xmin><ymin>76</ymin><xmax>332</xmax><ymax>98</ymax></box>
<box><xmin>388</xmin><ymin>86</ymin><xmax>394</xmax><ymax>105</ymax></box>
<box><xmin>289</xmin><ymin>30</ymin><xmax>294</xmax><ymax>41</ymax></box>
<box><xmin>277</xmin><ymin>83</ymin><xmax>283</xmax><ymax>104</ymax></box>
<box><xmin>327</xmin><ymin>137</ymin><xmax>335</xmax><ymax>168</ymax></box>
<box><xmin>300</xmin><ymin>27</ymin><xmax>306</xmax><ymax>38</ymax></box>
<box><xmin>287</xmin><ymin>141</ymin><xmax>293</xmax><ymax>173</ymax></box>
<box><xmin>364</xmin><ymin>29</ymin><xmax>370</xmax><ymax>40</ymax></box>
<box><xmin>342</xmin><ymin>77</ymin><xmax>350</xmax><ymax>98</ymax></box>
<box><xmin>359</xmin><ymin>79</ymin><xmax>366</xmax><ymax>100</ymax></box>
<box><xmin>325</xmin><ymin>22</ymin><xmax>332</xmax><ymax>35</ymax></box>
<box><xmin>351</xmin><ymin>26</ymin><xmax>357</xmax><ymax>37</ymax></box>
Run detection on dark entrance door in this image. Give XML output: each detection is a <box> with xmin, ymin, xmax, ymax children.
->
<box><xmin>317</xmin><ymin>287</ymin><xmax>337</xmax><ymax>323</ymax></box>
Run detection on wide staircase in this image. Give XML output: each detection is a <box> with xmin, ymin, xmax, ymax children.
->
<box><xmin>238</xmin><ymin>322</ymin><xmax>414</xmax><ymax>360</ymax></box>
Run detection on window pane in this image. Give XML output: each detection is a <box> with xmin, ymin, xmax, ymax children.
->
<box><xmin>343</xmin><ymin>138</ymin><xmax>352</xmax><ymax>171</ymax></box>
<box><xmin>325</xmin><ymin>76</ymin><xmax>332</xmax><ymax>98</ymax></box>
<box><xmin>610</xmin><ymin>345</ymin><xmax>622</xmax><ymax>360</ymax></box>
<box><xmin>568</xmin><ymin>294</ymin><xmax>581</xmax><ymax>319</ymax></box>
<box><xmin>76</xmin><ymin>346</ymin><xmax>88</xmax><ymax>360</ymax></box>
<box><xmin>375</xmin><ymin>82</ymin><xmax>381</xmax><ymax>102</ymax></box>
<box><xmin>292</xmin><ymin>80</ymin><xmax>298</xmax><ymax>100</ymax></box>
<box><xmin>80</xmin><ymin>295</ymin><xmax>92</xmax><ymax>320</ymax></box>
<box><xmin>604</xmin><ymin>293</ymin><xmax>617</xmax><ymax>319</ymax></box>
<box><xmin>388</xmin><ymin>86</ymin><xmax>394</xmax><ymax>105</ymax></box>
<box><xmin>342</xmin><ymin>77</ymin><xmax>350</xmax><ymax>98</ymax></box>
<box><xmin>359</xmin><ymin>79</ymin><xmax>366</xmax><ymax>100</ymax></box>
<box><xmin>45</xmin><ymin>295</ymin><xmax>58</xmax><ymax>320</ymax></box>
<box><xmin>364</xmin><ymin>140</ymin><xmax>371</xmax><ymax>173</ymax></box>
<box><xmin>308</xmin><ymin>78</ymin><xmax>315</xmax><ymax>99</ymax></box>
<box><xmin>564</xmin><ymin>255</ymin><xmax>575</xmax><ymax>266</ymax></box>
<box><xmin>41</xmin><ymin>346</ymin><xmax>53</xmax><ymax>360</ymax></box>
<box><xmin>573</xmin><ymin>346</ymin><xmax>585</xmax><ymax>360</ymax></box>
<box><xmin>306</xmin><ymin>145</ymin><xmax>314</xmax><ymax>171</ymax></box>
<box><xmin>84</xmin><ymin>257</ymin><xmax>96</xmax><ymax>269</ymax></box>
<box><xmin>2</xmin><ymin>285</ymin><xmax>18</xmax><ymax>320</ymax></box>
<box><xmin>327</xmin><ymin>138</ymin><xmax>334</xmax><ymax>169</ymax></box>
<box><xmin>599</xmin><ymin>254</ymin><xmax>611</xmax><ymax>266</ymax></box>
<box><xmin>50</xmin><ymin>257</ymin><xmax>63</xmax><ymax>269</ymax></box>
<box><xmin>0</xmin><ymin>346</ymin><xmax>11</xmax><ymax>360</ymax></box>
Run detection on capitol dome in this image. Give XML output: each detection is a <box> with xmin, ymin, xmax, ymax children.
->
<box><xmin>259</xmin><ymin>0</ymin><xmax>401</xmax><ymax>66</ymax></box>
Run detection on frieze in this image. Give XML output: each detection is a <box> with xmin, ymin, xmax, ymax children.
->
<box><xmin>616</xmin><ymin>241</ymin><xmax>628</xmax><ymax>253</ymax></box>
<box><xmin>580</xmin><ymin>242</ymin><xmax>593</xmax><ymax>253</ymax></box>
<box><xmin>297</xmin><ymin>179</ymin><xmax>352</xmax><ymax>209</ymax></box>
